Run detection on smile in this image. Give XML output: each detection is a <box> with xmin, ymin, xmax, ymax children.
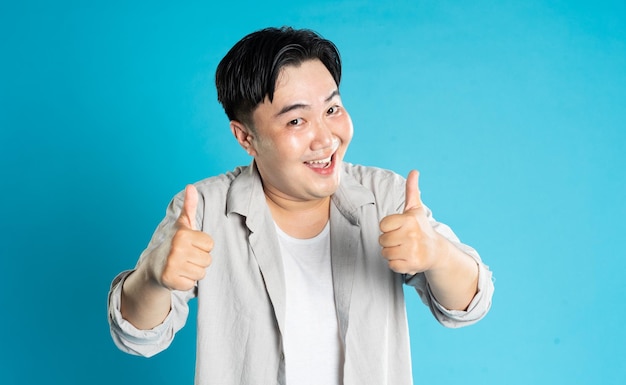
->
<box><xmin>305</xmin><ymin>155</ymin><xmax>333</xmax><ymax>169</ymax></box>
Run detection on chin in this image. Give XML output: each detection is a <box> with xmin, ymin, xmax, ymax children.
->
<box><xmin>314</xmin><ymin>176</ymin><xmax>341</xmax><ymax>198</ymax></box>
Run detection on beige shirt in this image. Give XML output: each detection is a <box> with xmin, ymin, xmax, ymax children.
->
<box><xmin>108</xmin><ymin>162</ymin><xmax>494</xmax><ymax>385</ymax></box>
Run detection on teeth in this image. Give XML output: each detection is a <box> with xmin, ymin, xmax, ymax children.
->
<box><xmin>307</xmin><ymin>157</ymin><xmax>332</xmax><ymax>164</ymax></box>
<box><xmin>305</xmin><ymin>155</ymin><xmax>332</xmax><ymax>169</ymax></box>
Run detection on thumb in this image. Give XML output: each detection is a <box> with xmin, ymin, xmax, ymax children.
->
<box><xmin>178</xmin><ymin>184</ymin><xmax>199</xmax><ymax>230</ymax></box>
<box><xmin>404</xmin><ymin>170</ymin><xmax>423</xmax><ymax>212</ymax></box>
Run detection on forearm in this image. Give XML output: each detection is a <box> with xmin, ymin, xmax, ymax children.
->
<box><xmin>424</xmin><ymin>235</ymin><xmax>479</xmax><ymax>311</ymax></box>
<box><xmin>121</xmin><ymin>265</ymin><xmax>172</xmax><ymax>330</ymax></box>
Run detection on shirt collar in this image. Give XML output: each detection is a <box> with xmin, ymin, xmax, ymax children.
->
<box><xmin>225</xmin><ymin>161</ymin><xmax>375</xmax><ymax>229</ymax></box>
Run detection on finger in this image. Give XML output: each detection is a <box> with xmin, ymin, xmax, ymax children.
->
<box><xmin>387</xmin><ymin>259</ymin><xmax>417</xmax><ymax>275</ymax></box>
<box><xmin>404</xmin><ymin>170</ymin><xmax>423</xmax><ymax>212</ymax></box>
<box><xmin>161</xmin><ymin>269</ymin><xmax>199</xmax><ymax>292</ymax></box>
<box><xmin>380</xmin><ymin>245</ymin><xmax>408</xmax><ymax>262</ymax></box>
<box><xmin>181</xmin><ymin>259</ymin><xmax>210</xmax><ymax>280</ymax></box>
<box><xmin>191</xmin><ymin>233</ymin><xmax>214</xmax><ymax>253</ymax></box>
<box><xmin>379</xmin><ymin>230</ymin><xmax>402</xmax><ymax>249</ymax></box>
<box><xmin>178</xmin><ymin>184</ymin><xmax>199</xmax><ymax>230</ymax></box>
<box><xmin>172</xmin><ymin>228</ymin><xmax>213</xmax><ymax>256</ymax></box>
<box><xmin>379</xmin><ymin>213</ymin><xmax>404</xmax><ymax>233</ymax></box>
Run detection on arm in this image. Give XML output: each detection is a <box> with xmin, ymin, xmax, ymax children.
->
<box><xmin>422</xmin><ymin>234</ymin><xmax>478</xmax><ymax>311</ymax></box>
<box><xmin>379</xmin><ymin>170</ymin><xmax>479</xmax><ymax>311</ymax></box>
<box><xmin>121</xmin><ymin>185</ymin><xmax>213</xmax><ymax>330</ymax></box>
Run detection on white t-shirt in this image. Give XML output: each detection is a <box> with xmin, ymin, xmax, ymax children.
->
<box><xmin>276</xmin><ymin>222</ymin><xmax>342</xmax><ymax>385</ymax></box>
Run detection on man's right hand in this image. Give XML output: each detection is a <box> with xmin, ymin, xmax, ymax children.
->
<box><xmin>121</xmin><ymin>184</ymin><xmax>213</xmax><ymax>329</ymax></box>
<box><xmin>154</xmin><ymin>184</ymin><xmax>214</xmax><ymax>291</ymax></box>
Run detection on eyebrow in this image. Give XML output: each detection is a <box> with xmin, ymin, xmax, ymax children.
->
<box><xmin>274</xmin><ymin>89</ymin><xmax>340</xmax><ymax>117</ymax></box>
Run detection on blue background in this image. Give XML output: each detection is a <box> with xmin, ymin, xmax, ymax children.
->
<box><xmin>1</xmin><ymin>1</ymin><xmax>625</xmax><ymax>384</ymax></box>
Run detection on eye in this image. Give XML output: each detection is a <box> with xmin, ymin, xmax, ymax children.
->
<box><xmin>327</xmin><ymin>105</ymin><xmax>340</xmax><ymax>115</ymax></box>
<box><xmin>288</xmin><ymin>118</ymin><xmax>302</xmax><ymax>126</ymax></box>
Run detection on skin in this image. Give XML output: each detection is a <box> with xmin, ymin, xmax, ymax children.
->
<box><xmin>231</xmin><ymin>60</ymin><xmax>353</xmax><ymax>238</ymax></box>
<box><xmin>120</xmin><ymin>59</ymin><xmax>478</xmax><ymax>330</ymax></box>
<box><xmin>379</xmin><ymin>169</ymin><xmax>479</xmax><ymax>311</ymax></box>
<box><xmin>120</xmin><ymin>185</ymin><xmax>213</xmax><ymax>329</ymax></box>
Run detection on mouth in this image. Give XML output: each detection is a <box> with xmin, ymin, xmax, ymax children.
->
<box><xmin>303</xmin><ymin>138</ymin><xmax>341</xmax><ymax>172</ymax></box>
<box><xmin>304</xmin><ymin>154</ymin><xmax>334</xmax><ymax>169</ymax></box>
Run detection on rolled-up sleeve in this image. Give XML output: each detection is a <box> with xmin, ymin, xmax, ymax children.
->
<box><xmin>406</xmin><ymin>255</ymin><xmax>494</xmax><ymax>328</ymax></box>
<box><xmin>107</xmin><ymin>270</ymin><xmax>193</xmax><ymax>357</ymax></box>
<box><xmin>405</xmin><ymin>212</ymin><xmax>495</xmax><ymax>328</ymax></box>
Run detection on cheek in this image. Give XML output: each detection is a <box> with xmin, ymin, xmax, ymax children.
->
<box><xmin>256</xmin><ymin>133</ymin><xmax>304</xmax><ymax>161</ymax></box>
<box><xmin>338</xmin><ymin>114</ymin><xmax>354</xmax><ymax>143</ymax></box>
<box><xmin>254</xmin><ymin>135</ymin><xmax>278</xmax><ymax>155</ymax></box>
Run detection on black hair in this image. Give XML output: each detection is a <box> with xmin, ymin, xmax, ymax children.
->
<box><xmin>215</xmin><ymin>26</ymin><xmax>342</xmax><ymax>127</ymax></box>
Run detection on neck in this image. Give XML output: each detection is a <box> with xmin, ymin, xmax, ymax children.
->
<box><xmin>264</xmin><ymin>192</ymin><xmax>330</xmax><ymax>239</ymax></box>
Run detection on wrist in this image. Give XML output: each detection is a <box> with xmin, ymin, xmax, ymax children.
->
<box><xmin>425</xmin><ymin>234</ymin><xmax>454</xmax><ymax>275</ymax></box>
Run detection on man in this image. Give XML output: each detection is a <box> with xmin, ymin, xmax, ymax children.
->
<box><xmin>108</xmin><ymin>26</ymin><xmax>494</xmax><ymax>385</ymax></box>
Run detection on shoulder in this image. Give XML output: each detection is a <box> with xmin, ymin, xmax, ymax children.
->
<box><xmin>342</xmin><ymin>162</ymin><xmax>405</xmax><ymax>194</ymax></box>
<box><xmin>338</xmin><ymin>163</ymin><xmax>406</xmax><ymax>215</ymax></box>
<box><xmin>194</xmin><ymin>165</ymin><xmax>247</xmax><ymax>194</ymax></box>
<box><xmin>169</xmin><ymin>165</ymin><xmax>250</xmax><ymax>214</ymax></box>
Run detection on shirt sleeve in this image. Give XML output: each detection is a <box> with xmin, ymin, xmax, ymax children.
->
<box><xmin>107</xmin><ymin>270</ymin><xmax>194</xmax><ymax>357</ymax></box>
<box><xmin>404</xmin><ymin>208</ymin><xmax>495</xmax><ymax>328</ymax></box>
<box><xmin>406</xmin><ymin>257</ymin><xmax>494</xmax><ymax>328</ymax></box>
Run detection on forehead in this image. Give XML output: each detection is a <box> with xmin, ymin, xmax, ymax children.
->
<box><xmin>248</xmin><ymin>59</ymin><xmax>339</xmax><ymax>128</ymax></box>
<box><xmin>272</xmin><ymin>59</ymin><xmax>338</xmax><ymax>102</ymax></box>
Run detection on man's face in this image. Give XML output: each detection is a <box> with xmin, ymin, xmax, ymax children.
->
<box><xmin>246</xmin><ymin>59</ymin><xmax>353</xmax><ymax>204</ymax></box>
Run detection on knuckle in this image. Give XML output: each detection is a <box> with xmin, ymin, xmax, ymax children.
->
<box><xmin>162</xmin><ymin>259</ymin><xmax>178</xmax><ymax>278</ymax></box>
<box><xmin>171</xmin><ymin>229</ymin><xmax>188</xmax><ymax>246</ymax></box>
<box><xmin>406</xmin><ymin>229</ymin><xmax>419</xmax><ymax>240</ymax></box>
<box><xmin>167</xmin><ymin>241</ymin><xmax>185</xmax><ymax>261</ymax></box>
<box><xmin>160</xmin><ymin>270</ymin><xmax>175</xmax><ymax>288</ymax></box>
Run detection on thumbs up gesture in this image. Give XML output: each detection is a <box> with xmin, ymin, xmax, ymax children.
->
<box><xmin>120</xmin><ymin>184</ymin><xmax>214</xmax><ymax>329</ymax></box>
<box><xmin>152</xmin><ymin>184</ymin><xmax>214</xmax><ymax>291</ymax></box>
<box><xmin>379</xmin><ymin>171</ymin><xmax>443</xmax><ymax>275</ymax></box>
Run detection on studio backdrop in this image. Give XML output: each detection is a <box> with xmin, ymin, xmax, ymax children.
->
<box><xmin>1</xmin><ymin>1</ymin><xmax>624</xmax><ymax>384</ymax></box>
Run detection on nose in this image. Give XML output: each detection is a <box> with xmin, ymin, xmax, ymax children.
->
<box><xmin>311</xmin><ymin>119</ymin><xmax>335</xmax><ymax>151</ymax></box>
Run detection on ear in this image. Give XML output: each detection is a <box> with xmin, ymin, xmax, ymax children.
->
<box><xmin>230</xmin><ymin>120</ymin><xmax>257</xmax><ymax>156</ymax></box>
